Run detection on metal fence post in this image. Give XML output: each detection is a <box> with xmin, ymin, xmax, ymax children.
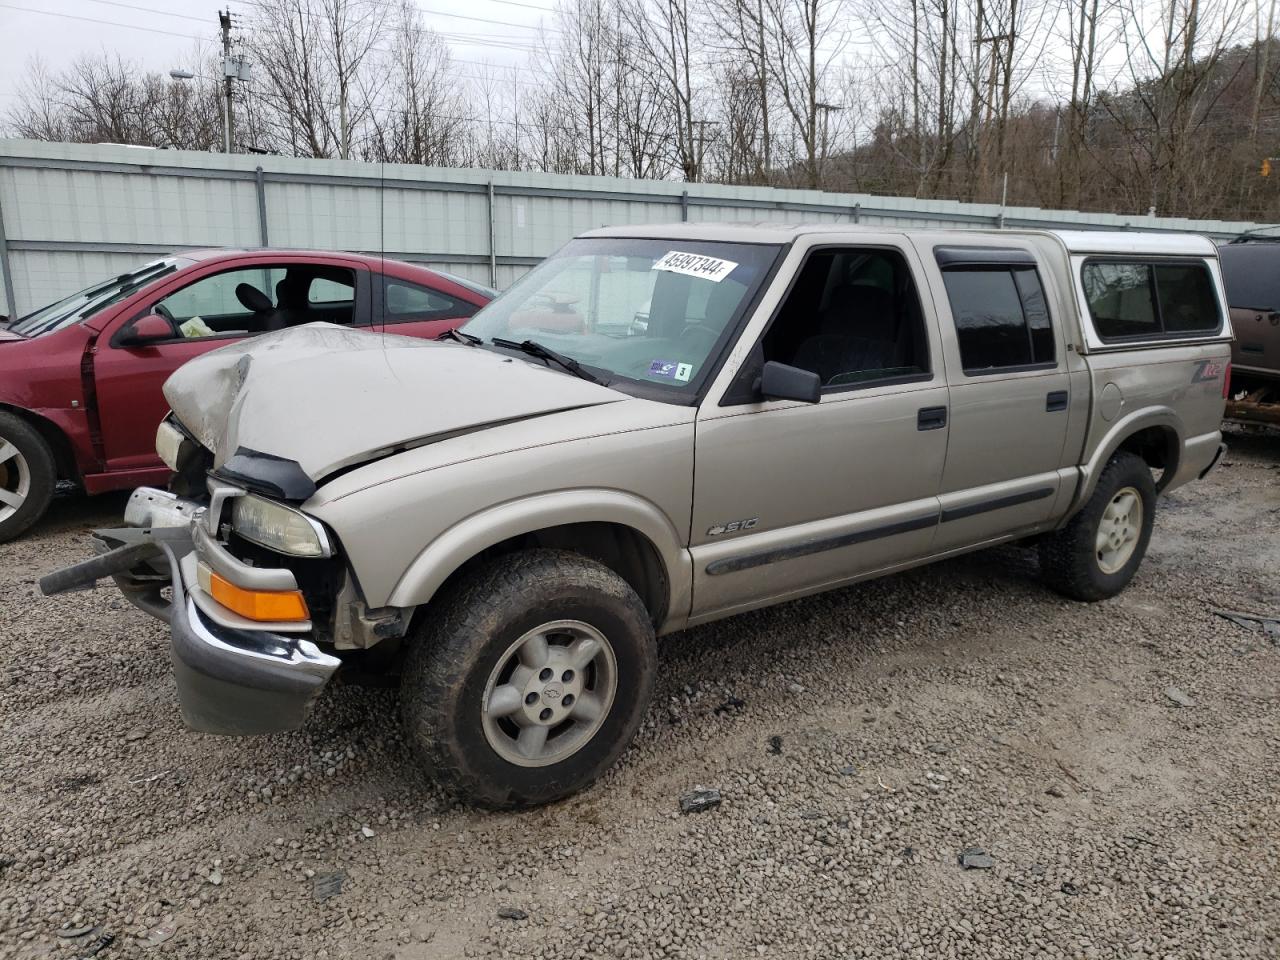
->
<box><xmin>487</xmin><ymin>181</ymin><xmax>498</xmax><ymax>288</ymax></box>
<box><xmin>254</xmin><ymin>166</ymin><xmax>269</xmax><ymax>247</ymax></box>
<box><xmin>852</xmin><ymin>203</ymin><xmax>861</xmax><ymax>224</ymax></box>
<box><xmin>680</xmin><ymin>190</ymin><xmax>689</xmax><ymax>222</ymax></box>
<box><xmin>0</xmin><ymin>181</ymin><xmax>16</xmax><ymax>320</ymax></box>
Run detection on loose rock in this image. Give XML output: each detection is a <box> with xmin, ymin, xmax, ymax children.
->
<box><xmin>958</xmin><ymin>847</ymin><xmax>995</xmax><ymax>870</ymax></box>
<box><xmin>679</xmin><ymin>788</ymin><xmax>722</xmax><ymax>814</ymax></box>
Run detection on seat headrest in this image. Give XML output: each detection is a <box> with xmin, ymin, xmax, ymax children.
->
<box><xmin>820</xmin><ymin>283</ymin><xmax>896</xmax><ymax>338</ymax></box>
<box><xmin>275</xmin><ymin>275</ymin><xmax>310</xmax><ymax>308</ymax></box>
<box><xmin>235</xmin><ymin>282</ymin><xmax>273</xmax><ymax>313</ymax></box>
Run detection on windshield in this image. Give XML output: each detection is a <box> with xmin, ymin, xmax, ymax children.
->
<box><xmin>8</xmin><ymin>258</ymin><xmax>192</xmax><ymax>337</ymax></box>
<box><xmin>462</xmin><ymin>238</ymin><xmax>782</xmax><ymax>401</ymax></box>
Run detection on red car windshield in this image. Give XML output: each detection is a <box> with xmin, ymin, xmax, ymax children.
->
<box><xmin>8</xmin><ymin>258</ymin><xmax>192</xmax><ymax>338</ymax></box>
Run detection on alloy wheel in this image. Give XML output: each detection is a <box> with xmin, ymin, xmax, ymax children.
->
<box><xmin>1096</xmin><ymin>485</ymin><xmax>1143</xmax><ymax>574</ymax></box>
<box><xmin>480</xmin><ymin>620</ymin><xmax>618</xmax><ymax>768</ymax></box>
<box><xmin>0</xmin><ymin>437</ymin><xmax>31</xmax><ymax>523</ymax></box>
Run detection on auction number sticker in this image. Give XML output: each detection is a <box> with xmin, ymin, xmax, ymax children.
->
<box><xmin>653</xmin><ymin>251</ymin><xmax>739</xmax><ymax>283</ymax></box>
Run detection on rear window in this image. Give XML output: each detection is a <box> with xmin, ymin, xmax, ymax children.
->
<box><xmin>1081</xmin><ymin>260</ymin><xmax>1221</xmax><ymax>341</ymax></box>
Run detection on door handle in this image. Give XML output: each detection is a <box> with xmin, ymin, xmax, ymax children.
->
<box><xmin>1046</xmin><ymin>390</ymin><xmax>1069</xmax><ymax>412</ymax></box>
<box><xmin>917</xmin><ymin>406</ymin><xmax>947</xmax><ymax>431</ymax></box>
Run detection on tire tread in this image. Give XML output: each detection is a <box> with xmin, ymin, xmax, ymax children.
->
<box><xmin>401</xmin><ymin>549</ymin><xmax>655</xmax><ymax>808</ymax></box>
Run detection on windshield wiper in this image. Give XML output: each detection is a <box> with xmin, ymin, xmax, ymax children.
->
<box><xmin>490</xmin><ymin>337</ymin><xmax>606</xmax><ymax>385</ymax></box>
<box><xmin>437</xmin><ymin>328</ymin><xmax>482</xmax><ymax>345</ymax></box>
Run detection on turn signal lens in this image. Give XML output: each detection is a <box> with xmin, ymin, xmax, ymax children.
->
<box><xmin>208</xmin><ymin>570</ymin><xmax>309</xmax><ymax>622</ymax></box>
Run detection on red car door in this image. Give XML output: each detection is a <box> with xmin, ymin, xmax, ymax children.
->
<box><xmin>374</xmin><ymin>271</ymin><xmax>486</xmax><ymax>340</ymax></box>
<box><xmin>91</xmin><ymin>256</ymin><xmax>372</xmax><ymax>475</ymax></box>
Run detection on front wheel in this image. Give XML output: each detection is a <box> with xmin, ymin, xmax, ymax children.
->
<box><xmin>0</xmin><ymin>411</ymin><xmax>56</xmax><ymax>544</ymax></box>
<box><xmin>1039</xmin><ymin>451</ymin><xmax>1156</xmax><ymax>602</ymax></box>
<box><xmin>401</xmin><ymin>549</ymin><xmax>657</xmax><ymax>808</ymax></box>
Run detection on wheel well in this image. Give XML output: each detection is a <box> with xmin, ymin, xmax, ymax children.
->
<box><xmin>1115</xmin><ymin>425</ymin><xmax>1179</xmax><ymax>490</ymax></box>
<box><xmin>430</xmin><ymin>522</ymin><xmax>670</xmax><ymax>626</ymax></box>
<box><xmin>0</xmin><ymin>403</ymin><xmax>79</xmax><ymax>485</ymax></box>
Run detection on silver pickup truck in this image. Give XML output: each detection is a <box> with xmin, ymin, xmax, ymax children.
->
<box><xmin>43</xmin><ymin>224</ymin><xmax>1231</xmax><ymax>808</ymax></box>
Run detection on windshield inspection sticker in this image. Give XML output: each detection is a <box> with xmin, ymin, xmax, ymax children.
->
<box><xmin>653</xmin><ymin>251</ymin><xmax>739</xmax><ymax>283</ymax></box>
<box><xmin>649</xmin><ymin>360</ymin><xmax>695</xmax><ymax>382</ymax></box>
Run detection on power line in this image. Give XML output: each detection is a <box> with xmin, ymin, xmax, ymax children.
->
<box><xmin>0</xmin><ymin>2</ymin><xmax>218</xmax><ymax>43</ymax></box>
<box><xmin>76</xmin><ymin>0</ymin><xmax>212</xmax><ymax>23</ymax></box>
<box><xmin>240</xmin><ymin>0</ymin><xmax>562</xmax><ymax>36</ymax></box>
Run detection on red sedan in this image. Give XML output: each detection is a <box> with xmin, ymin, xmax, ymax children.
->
<box><xmin>0</xmin><ymin>249</ymin><xmax>493</xmax><ymax>541</ymax></box>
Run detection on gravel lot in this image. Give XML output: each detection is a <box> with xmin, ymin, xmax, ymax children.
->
<box><xmin>2</xmin><ymin>428</ymin><xmax>1278</xmax><ymax>960</ymax></box>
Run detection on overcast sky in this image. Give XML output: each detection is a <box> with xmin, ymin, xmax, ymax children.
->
<box><xmin>0</xmin><ymin>0</ymin><xmax>551</xmax><ymax>110</ymax></box>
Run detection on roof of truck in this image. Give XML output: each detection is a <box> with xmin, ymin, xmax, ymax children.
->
<box><xmin>582</xmin><ymin>222</ymin><xmax>1219</xmax><ymax>256</ymax></box>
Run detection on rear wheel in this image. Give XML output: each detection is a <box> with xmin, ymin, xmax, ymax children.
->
<box><xmin>0</xmin><ymin>411</ymin><xmax>56</xmax><ymax>544</ymax></box>
<box><xmin>1039</xmin><ymin>451</ymin><xmax>1156</xmax><ymax>601</ymax></box>
<box><xmin>401</xmin><ymin>549</ymin><xmax>657</xmax><ymax>808</ymax></box>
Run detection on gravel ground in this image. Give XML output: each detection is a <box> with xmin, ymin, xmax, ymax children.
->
<box><xmin>2</xmin><ymin>428</ymin><xmax>1278</xmax><ymax>960</ymax></box>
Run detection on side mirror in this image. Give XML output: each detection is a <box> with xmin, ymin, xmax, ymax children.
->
<box><xmin>758</xmin><ymin>360</ymin><xmax>821</xmax><ymax>404</ymax></box>
<box><xmin>117</xmin><ymin>313</ymin><xmax>173</xmax><ymax>347</ymax></box>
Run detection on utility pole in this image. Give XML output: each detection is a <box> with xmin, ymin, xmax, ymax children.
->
<box><xmin>690</xmin><ymin>119</ymin><xmax>720</xmax><ymax>183</ymax></box>
<box><xmin>220</xmin><ymin>9</ymin><xmax>234</xmax><ymax>153</ymax></box>
<box><xmin>815</xmin><ymin>103</ymin><xmax>845</xmax><ymax>188</ymax></box>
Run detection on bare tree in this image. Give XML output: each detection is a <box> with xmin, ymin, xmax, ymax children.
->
<box><xmin>620</xmin><ymin>0</ymin><xmax>703</xmax><ymax>179</ymax></box>
<box><xmin>248</xmin><ymin>0</ymin><xmax>389</xmax><ymax>158</ymax></box>
<box><xmin>762</xmin><ymin>0</ymin><xmax>849</xmax><ymax>188</ymax></box>
<box><xmin>367</xmin><ymin>0</ymin><xmax>467</xmax><ymax>165</ymax></box>
<box><xmin>6</xmin><ymin>58</ymin><xmax>69</xmax><ymax>143</ymax></box>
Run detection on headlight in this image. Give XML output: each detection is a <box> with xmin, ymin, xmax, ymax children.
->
<box><xmin>231</xmin><ymin>495</ymin><xmax>332</xmax><ymax>557</ymax></box>
<box><xmin>155</xmin><ymin>419</ymin><xmax>189</xmax><ymax>472</ymax></box>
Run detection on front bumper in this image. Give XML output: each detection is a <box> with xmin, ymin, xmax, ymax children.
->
<box><xmin>40</xmin><ymin>488</ymin><xmax>340</xmax><ymax>736</ymax></box>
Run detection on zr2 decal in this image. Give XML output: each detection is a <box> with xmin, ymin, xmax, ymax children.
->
<box><xmin>1191</xmin><ymin>360</ymin><xmax>1223</xmax><ymax>383</ymax></box>
<box><xmin>707</xmin><ymin>518</ymin><xmax>759</xmax><ymax>536</ymax></box>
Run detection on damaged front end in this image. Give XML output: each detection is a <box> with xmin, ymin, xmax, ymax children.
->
<box><xmin>39</xmin><ymin>477</ymin><xmax>396</xmax><ymax>736</ymax></box>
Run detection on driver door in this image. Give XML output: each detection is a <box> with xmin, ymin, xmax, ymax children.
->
<box><xmin>90</xmin><ymin>259</ymin><xmax>367</xmax><ymax>476</ymax></box>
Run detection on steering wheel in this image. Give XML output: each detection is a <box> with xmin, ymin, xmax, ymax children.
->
<box><xmin>529</xmin><ymin>291</ymin><xmax>580</xmax><ymax>311</ymax></box>
<box><xmin>679</xmin><ymin>324</ymin><xmax>718</xmax><ymax>353</ymax></box>
<box><xmin>153</xmin><ymin>302</ymin><xmax>175</xmax><ymax>323</ymax></box>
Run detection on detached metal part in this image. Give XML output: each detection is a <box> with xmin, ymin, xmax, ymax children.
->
<box><xmin>39</xmin><ymin>487</ymin><xmax>340</xmax><ymax>736</ymax></box>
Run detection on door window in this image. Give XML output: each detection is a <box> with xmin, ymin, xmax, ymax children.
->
<box><xmin>1081</xmin><ymin>260</ymin><xmax>1220</xmax><ymax>340</ymax></box>
<box><xmin>382</xmin><ymin>277</ymin><xmax>479</xmax><ymax>324</ymax></box>
<box><xmin>756</xmin><ymin>248</ymin><xmax>930</xmax><ymax>390</ymax></box>
<box><xmin>148</xmin><ymin>264</ymin><xmax>358</xmax><ymax>339</ymax></box>
<box><xmin>941</xmin><ymin>266</ymin><xmax>1056</xmax><ymax>373</ymax></box>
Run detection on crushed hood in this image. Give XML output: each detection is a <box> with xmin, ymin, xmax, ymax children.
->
<box><xmin>164</xmin><ymin>323</ymin><xmax>626</xmax><ymax>482</ymax></box>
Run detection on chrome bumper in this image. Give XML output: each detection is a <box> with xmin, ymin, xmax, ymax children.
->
<box><xmin>39</xmin><ymin>487</ymin><xmax>339</xmax><ymax>736</ymax></box>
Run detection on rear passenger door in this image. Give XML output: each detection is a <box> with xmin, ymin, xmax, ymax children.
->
<box><xmin>924</xmin><ymin>245</ymin><xmax>1075</xmax><ymax>551</ymax></box>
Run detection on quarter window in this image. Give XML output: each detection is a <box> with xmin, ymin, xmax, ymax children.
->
<box><xmin>383</xmin><ymin>277</ymin><xmax>477</xmax><ymax>324</ymax></box>
<box><xmin>1081</xmin><ymin>260</ymin><xmax>1220</xmax><ymax>340</ymax></box>
<box><xmin>941</xmin><ymin>267</ymin><xmax>1056</xmax><ymax>372</ymax></box>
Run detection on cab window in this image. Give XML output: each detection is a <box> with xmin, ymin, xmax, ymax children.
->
<box><xmin>758</xmin><ymin>248</ymin><xmax>930</xmax><ymax>389</ymax></box>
